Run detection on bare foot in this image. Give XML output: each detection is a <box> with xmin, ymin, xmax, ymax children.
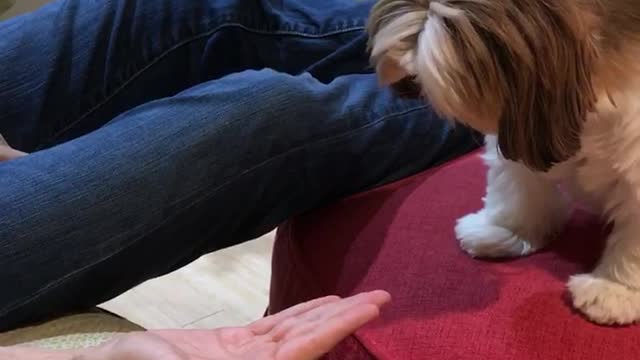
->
<box><xmin>0</xmin><ymin>145</ymin><xmax>27</xmax><ymax>162</ymax></box>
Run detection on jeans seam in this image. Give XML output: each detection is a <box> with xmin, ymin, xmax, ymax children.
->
<box><xmin>45</xmin><ymin>23</ymin><xmax>366</xmax><ymax>147</ymax></box>
<box><xmin>0</xmin><ymin>104</ymin><xmax>427</xmax><ymax>316</ymax></box>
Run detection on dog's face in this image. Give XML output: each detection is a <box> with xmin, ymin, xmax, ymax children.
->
<box><xmin>367</xmin><ymin>0</ymin><xmax>601</xmax><ymax>172</ymax></box>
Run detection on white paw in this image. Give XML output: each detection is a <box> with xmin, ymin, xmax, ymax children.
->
<box><xmin>455</xmin><ymin>211</ymin><xmax>538</xmax><ymax>258</ymax></box>
<box><xmin>568</xmin><ymin>273</ymin><xmax>640</xmax><ymax>325</ymax></box>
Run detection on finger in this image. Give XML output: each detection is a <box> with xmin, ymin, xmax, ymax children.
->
<box><xmin>249</xmin><ymin>295</ymin><xmax>341</xmax><ymax>335</ymax></box>
<box><xmin>283</xmin><ymin>291</ymin><xmax>391</xmax><ymax>341</ymax></box>
<box><xmin>277</xmin><ymin>303</ymin><xmax>384</xmax><ymax>360</ymax></box>
<box><xmin>295</xmin><ymin>290</ymin><xmax>390</xmax><ymax>325</ymax></box>
<box><xmin>270</xmin><ymin>290</ymin><xmax>391</xmax><ymax>341</ymax></box>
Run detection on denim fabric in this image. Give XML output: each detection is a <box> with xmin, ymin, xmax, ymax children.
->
<box><xmin>0</xmin><ymin>0</ymin><xmax>481</xmax><ymax>330</ymax></box>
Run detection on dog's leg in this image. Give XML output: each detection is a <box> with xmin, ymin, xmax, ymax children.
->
<box><xmin>567</xmin><ymin>194</ymin><xmax>640</xmax><ymax>325</ymax></box>
<box><xmin>567</xmin><ymin>221</ymin><xmax>640</xmax><ymax>325</ymax></box>
<box><xmin>455</xmin><ymin>135</ymin><xmax>570</xmax><ymax>258</ymax></box>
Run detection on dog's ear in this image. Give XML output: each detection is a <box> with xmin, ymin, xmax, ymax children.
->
<box><xmin>375</xmin><ymin>56</ymin><xmax>409</xmax><ymax>85</ymax></box>
<box><xmin>366</xmin><ymin>0</ymin><xmax>428</xmax><ymax>86</ymax></box>
<box><xmin>496</xmin><ymin>3</ymin><xmax>598</xmax><ymax>172</ymax></box>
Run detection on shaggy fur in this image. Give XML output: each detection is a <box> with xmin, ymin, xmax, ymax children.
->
<box><xmin>367</xmin><ymin>0</ymin><xmax>640</xmax><ymax>325</ymax></box>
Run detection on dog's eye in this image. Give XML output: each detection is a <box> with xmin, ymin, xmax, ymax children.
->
<box><xmin>390</xmin><ymin>76</ymin><xmax>422</xmax><ymax>99</ymax></box>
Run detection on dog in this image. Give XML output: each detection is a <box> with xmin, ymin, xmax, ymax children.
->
<box><xmin>367</xmin><ymin>0</ymin><xmax>640</xmax><ymax>325</ymax></box>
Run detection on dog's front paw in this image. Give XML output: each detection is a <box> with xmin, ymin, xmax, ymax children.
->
<box><xmin>455</xmin><ymin>211</ymin><xmax>538</xmax><ymax>258</ymax></box>
<box><xmin>568</xmin><ymin>273</ymin><xmax>640</xmax><ymax>325</ymax></box>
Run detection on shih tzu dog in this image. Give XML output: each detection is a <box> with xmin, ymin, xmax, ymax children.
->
<box><xmin>366</xmin><ymin>0</ymin><xmax>640</xmax><ymax>325</ymax></box>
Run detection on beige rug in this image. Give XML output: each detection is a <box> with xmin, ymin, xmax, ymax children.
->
<box><xmin>0</xmin><ymin>311</ymin><xmax>143</xmax><ymax>350</ymax></box>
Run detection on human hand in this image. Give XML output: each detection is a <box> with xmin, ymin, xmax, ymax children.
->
<box><xmin>87</xmin><ymin>290</ymin><xmax>390</xmax><ymax>360</ymax></box>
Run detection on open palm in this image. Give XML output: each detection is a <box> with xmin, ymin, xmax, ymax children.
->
<box><xmin>100</xmin><ymin>290</ymin><xmax>390</xmax><ymax>360</ymax></box>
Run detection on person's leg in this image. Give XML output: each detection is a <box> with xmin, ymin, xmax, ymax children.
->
<box><xmin>0</xmin><ymin>0</ymin><xmax>482</xmax><ymax>330</ymax></box>
<box><xmin>0</xmin><ymin>68</ymin><xmax>481</xmax><ymax>331</ymax></box>
<box><xmin>0</xmin><ymin>0</ymin><xmax>373</xmax><ymax>152</ymax></box>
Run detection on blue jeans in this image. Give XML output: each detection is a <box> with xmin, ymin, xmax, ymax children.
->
<box><xmin>0</xmin><ymin>0</ymin><xmax>481</xmax><ymax>331</ymax></box>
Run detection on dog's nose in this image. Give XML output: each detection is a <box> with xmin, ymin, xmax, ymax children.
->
<box><xmin>389</xmin><ymin>76</ymin><xmax>422</xmax><ymax>99</ymax></box>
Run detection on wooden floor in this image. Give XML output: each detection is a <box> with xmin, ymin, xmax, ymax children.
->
<box><xmin>100</xmin><ymin>233</ymin><xmax>274</xmax><ymax>330</ymax></box>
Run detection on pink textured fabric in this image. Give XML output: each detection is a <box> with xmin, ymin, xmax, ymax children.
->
<box><xmin>268</xmin><ymin>150</ymin><xmax>640</xmax><ymax>360</ymax></box>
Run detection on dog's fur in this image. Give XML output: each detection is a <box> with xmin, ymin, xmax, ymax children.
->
<box><xmin>367</xmin><ymin>0</ymin><xmax>640</xmax><ymax>325</ymax></box>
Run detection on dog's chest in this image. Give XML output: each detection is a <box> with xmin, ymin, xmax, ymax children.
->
<box><xmin>540</xmin><ymin>156</ymin><xmax>604</xmax><ymax>213</ymax></box>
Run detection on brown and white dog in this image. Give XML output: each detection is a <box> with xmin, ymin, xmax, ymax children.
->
<box><xmin>367</xmin><ymin>0</ymin><xmax>640</xmax><ymax>325</ymax></box>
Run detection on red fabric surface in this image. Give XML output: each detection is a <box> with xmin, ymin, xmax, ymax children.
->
<box><xmin>268</xmin><ymin>150</ymin><xmax>640</xmax><ymax>360</ymax></box>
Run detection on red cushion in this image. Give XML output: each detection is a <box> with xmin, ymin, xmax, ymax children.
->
<box><xmin>268</xmin><ymin>150</ymin><xmax>639</xmax><ymax>360</ymax></box>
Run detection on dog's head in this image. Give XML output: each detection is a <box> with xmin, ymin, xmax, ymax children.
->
<box><xmin>367</xmin><ymin>0</ymin><xmax>600</xmax><ymax>172</ymax></box>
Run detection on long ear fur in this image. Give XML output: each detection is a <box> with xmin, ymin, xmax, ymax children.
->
<box><xmin>493</xmin><ymin>2</ymin><xmax>598</xmax><ymax>171</ymax></box>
